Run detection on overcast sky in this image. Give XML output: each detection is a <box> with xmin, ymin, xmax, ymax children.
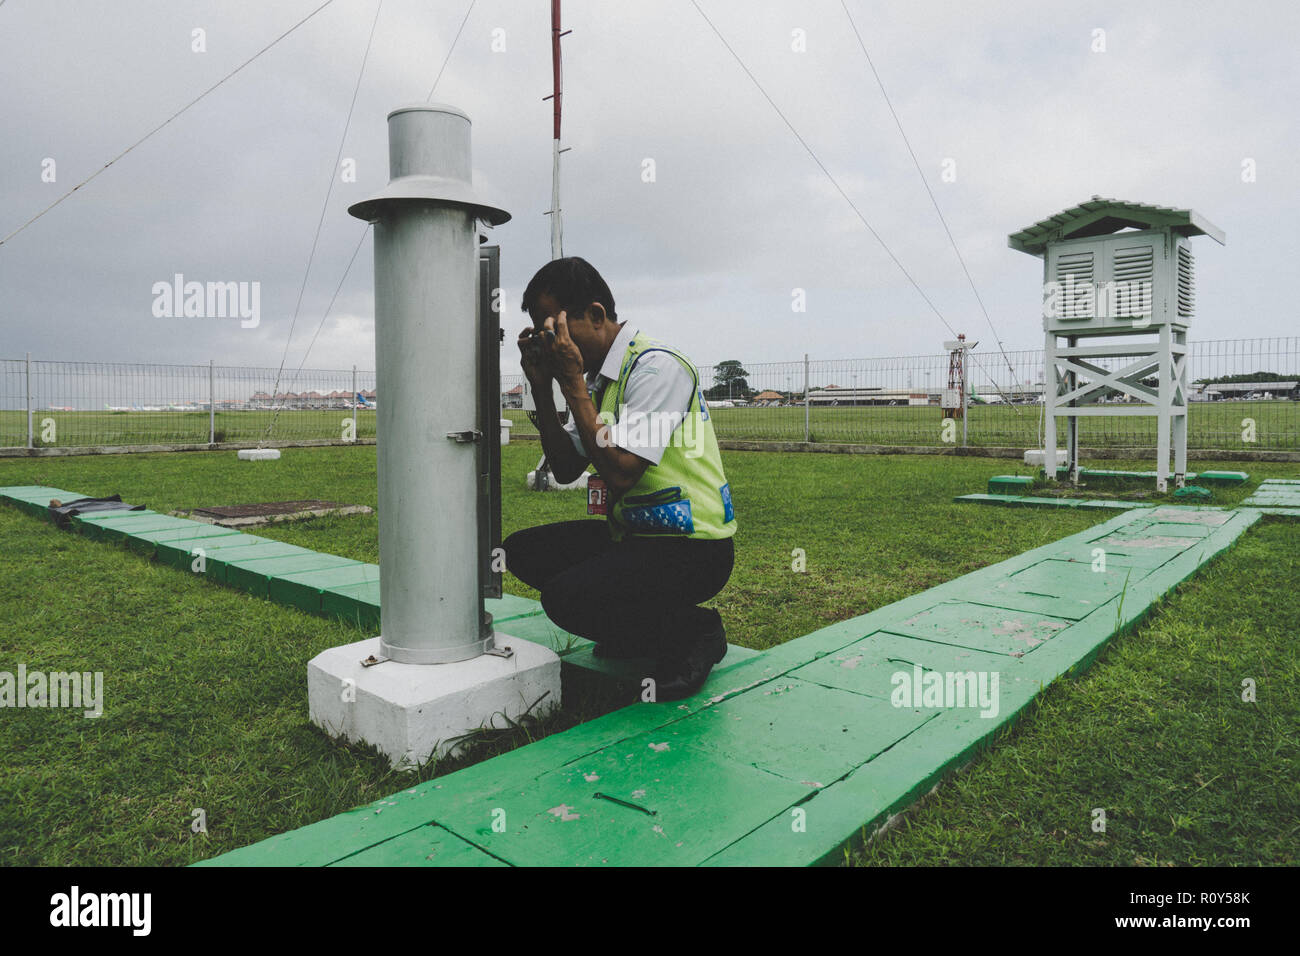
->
<box><xmin>1</xmin><ymin>0</ymin><xmax>1296</xmax><ymax>386</ymax></box>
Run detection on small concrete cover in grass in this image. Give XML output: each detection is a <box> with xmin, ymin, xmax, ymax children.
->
<box><xmin>180</xmin><ymin>500</ymin><xmax>373</xmax><ymax>528</ymax></box>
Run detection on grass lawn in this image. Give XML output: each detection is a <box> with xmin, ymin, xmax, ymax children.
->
<box><xmin>5</xmin><ymin>398</ymin><xmax>1296</xmax><ymax>451</ymax></box>
<box><xmin>0</xmin><ymin>444</ymin><xmax>1296</xmax><ymax>865</ymax></box>
<box><xmin>506</xmin><ymin>399</ymin><xmax>1300</xmax><ymax>451</ymax></box>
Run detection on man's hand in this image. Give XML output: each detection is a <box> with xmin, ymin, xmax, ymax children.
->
<box><xmin>544</xmin><ymin>312</ymin><xmax>587</xmax><ymax>398</ymax></box>
<box><xmin>517</xmin><ymin>326</ymin><xmax>554</xmax><ymax>390</ymax></box>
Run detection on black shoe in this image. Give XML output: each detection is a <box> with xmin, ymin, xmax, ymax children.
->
<box><xmin>652</xmin><ymin>622</ymin><xmax>728</xmax><ymax>702</ymax></box>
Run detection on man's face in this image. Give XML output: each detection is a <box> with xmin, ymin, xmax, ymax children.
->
<box><xmin>529</xmin><ymin>291</ymin><xmax>599</xmax><ymax>373</ymax></box>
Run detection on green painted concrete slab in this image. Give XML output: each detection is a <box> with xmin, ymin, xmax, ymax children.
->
<box><xmin>1143</xmin><ymin>506</ymin><xmax>1233</xmax><ymax>526</ymax></box>
<box><xmin>155</xmin><ymin>537</ymin><xmax>306</xmax><ymax>577</ymax></box>
<box><xmin>427</xmin><ymin>734</ymin><xmax>813</xmax><ymax>866</ymax></box>
<box><xmin>320</xmin><ymin>580</ymin><xmax>380</xmax><ymax>629</ymax></box>
<box><xmin>270</xmin><ymin>564</ymin><xmax>381</xmax><ymax>614</ymax></box>
<box><xmin>669</xmin><ymin>677</ymin><xmax>936</xmax><ymax>786</ymax></box>
<box><xmin>790</xmin><ymin>631</ymin><xmax>1015</xmax><ymax>702</ymax></box>
<box><xmin>988</xmin><ymin>475</ymin><xmax>1034</xmax><ymax>495</ymax></box>
<box><xmin>0</xmin><ymin>485</ymin><xmax>59</xmax><ymax>498</ymax></box>
<box><xmin>1141</xmin><ymin>521</ymin><xmax>1216</xmax><ymax>539</ymax></box>
<box><xmin>982</xmin><ymin>559</ymin><xmax>1137</xmax><ymax>619</ymax></box>
<box><xmin>75</xmin><ymin>512</ymin><xmax>194</xmax><ymax>543</ymax></box>
<box><xmin>493</xmin><ymin>612</ymin><xmax>592</xmax><ymax>656</ymax></box>
<box><xmin>225</xmin><ymin>553</ymin><xmax>362</xmax><ymax>597</ymax></box>
<box><xmin>67</xmin><ymin>510</ymin><xmax>159</xmax><ymax>540</ymax></box>
<box><xmin>1046</xmin><ymin>467</ymin><xmax>1202</xmax><ymax>481</ymax></box>
<box><xmin>1</xmin><ymin>485</ymin><xmax>86</xmax><ymax>505</ymax></box>
<box><xmin>885</xmin><ymin>601</ymin><xmax>1073</xmax><ymax>658</ymax></box>
<box><xmin>488</xmin><ymin>592</ymin><xmax>548</xmax><ymax>623</ymax></box>
<box><xmin>129</xmin><ymin>523</ymin><xmax>247</xmax><ymax>546</ymax></box>
<box><xmin>1252</xmin><ymin>506</ymin><xmax>1300</xmax><ymax>518</ymax></box>
<box><xmin>329</xmin><ymin>825</ymin><xmax>506</xmax><ymax>867</ymax></box>
<box><xmin>1197</xmin><ymin>470</ymin><xmax>1248</xmax><ymax>485</ymax></box>
<box><xmin>954</xmin><ymin>493</ymin><xmax>1026</xmax><ymax>506</ymax></box>
<box><xmin>1009</xmin><ymin>495</ymin><xmax>1081</xmax><ymax>508</ymax></box>
<box><xmin>1075</xmin><ymin>536</ymin><xmax>1193</xmax><ymax>570</ymax></box>
<box><xmin>956</xmin><ymin>493</ymin><xmax>1147</xmax><ymax>511</ymax></box>
<box><xmin>1243</xmin><ymin>480</ymin><xmax>1300</xmax><ymax>510</ymax></box>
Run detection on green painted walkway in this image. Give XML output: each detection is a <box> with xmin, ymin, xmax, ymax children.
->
<box><xmin>201</xmin><ymin>505</ymin><xmax>1258</xmax><ymax>867</ymax></box>
<box><xmin>1242</xmin><ymin>478</ymin><xmax>1300</xmax><ymax>517</ymax></box>
<box><xmin>0</xmin><ymin>484</ymin><xmax>1272</xmax><ymax>865</ymax></box>
<box><xmin>956</xmin><ymin>493</ymin><xmax>1150</xmax><ymax>510</ymax></box>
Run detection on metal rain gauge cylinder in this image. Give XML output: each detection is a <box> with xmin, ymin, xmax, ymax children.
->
<box><xmin>348</xmin><ymin>105</ymin><xmax>510</xmax><ymax>664</ymax></box>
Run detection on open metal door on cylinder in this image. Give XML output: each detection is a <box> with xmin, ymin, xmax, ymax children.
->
<box><xmin>478</xmin><ymin>244</ymin><xmax>503</xmax><ymax>600</ymax></box>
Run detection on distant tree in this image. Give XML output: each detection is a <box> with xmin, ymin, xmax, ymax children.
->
<box><xmin>706</xmin><ymin>359</ymin><xmax>752</xmax><ymax>400</ymax></box>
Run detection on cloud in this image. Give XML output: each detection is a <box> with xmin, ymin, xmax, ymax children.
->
<box><xmin>1</xmin><ymin>0</ymin><xmax>1294</xmax><ymax>387</ymax></box>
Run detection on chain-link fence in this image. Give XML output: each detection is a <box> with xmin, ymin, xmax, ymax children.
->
<box><xmin>4</xmin><ymin>337</ymin><xmax>1296</xmax><ymax>453</ymax></box>
<box><xmin>502</xmin><ymin>336</ymin><xmax>1300</xmax><ymax>453</ymax></box>
<box><xmin>0</xmin><ymin>358</ymin><xmax>376</xmax><ymax>449</ymax></box>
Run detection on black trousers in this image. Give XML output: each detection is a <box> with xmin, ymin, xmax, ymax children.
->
<box><xmin>503</xmin><ymin>520</ymin><xmax>734</xmax><ymax>657</ymax></box>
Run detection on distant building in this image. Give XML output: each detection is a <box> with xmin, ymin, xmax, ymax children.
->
<box><xmin>808</xmin><ymin>387</ymin><xmax>931</xmax><ymax>407</ymax></box>
<box><xmin>1197</xmin><ymin>381</ymin><xmax>1298</xmax><ymax>401</ymax></box>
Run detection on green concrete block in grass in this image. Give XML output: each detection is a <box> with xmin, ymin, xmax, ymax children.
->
<box><xmin>321</xmin><ymin>580</ymin><xmax>380</xmax><ymax>629</ymax></box>
<box><xmin>486</xmin><ymin>592</ymin><xmax>547</xmax><ymax>623</ymax></box>
<box><xmin>988</xmin><ymin>475</ymin><xmax>1034</xmax><ymax>495</ymax></box>
<box><xmin>1196</xmin><ymin>471</ymin><xmax>1248</xmax><ymax>485</ymax></box>
<box><xmin>153</xmin><ymin>536</ymin><xmax>301</xmax><ymax>576</ymax></box>
<box><xmin>954</xmin><ymin>493</ymin><xmax>1024</xmax><ymax>505</ymax></box>
<box><xmin>271</xmin><ymin>564</ymin><xmax>380</xmax><ymax>614</ymax></box>
<box><xmin>224</xmin><ymin>553</ymin><xmax>362</xmax><ymax>597</ymax></box>
<box><xmin>77</xmin><ymin>512</ymin><xmax>194</xmax><ymax>543</ymax></box>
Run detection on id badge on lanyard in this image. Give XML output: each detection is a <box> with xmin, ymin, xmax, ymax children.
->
<box><xmin>587</xmin><ymin>476</ymin><xmax>609</xmax><ymax>515</ymax></box>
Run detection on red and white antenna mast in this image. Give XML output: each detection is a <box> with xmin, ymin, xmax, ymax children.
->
<box><xmin>545</xmin><ymin>0</ymin><xmax>570</xmax><ymax>259</ymax></box>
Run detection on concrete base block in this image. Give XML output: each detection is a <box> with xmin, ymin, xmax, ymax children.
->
<box><xmin>307</xmin><ymin>634</ymin><xmax>562</xmax><ymax>770</ymax></box>
<box><xmin>237</xmin><ymin>448</ymin><xmax>281</xmax><ymax>461</ymax></box>
<box><xmin>1023</xmin><ymin>448</ymin><xmax>1068</xmax><ymax>467</ymax></box>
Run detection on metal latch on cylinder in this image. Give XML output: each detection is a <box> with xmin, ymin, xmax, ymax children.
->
<box><xmin>445</xmin><ymin>430</ymin><xmax>481</xmax><ymax>443</ymax></box>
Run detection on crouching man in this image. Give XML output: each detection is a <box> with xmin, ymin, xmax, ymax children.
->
<box><xmin>502</xmin><ymin>257</ymin><xmax>737</xmax><ymax>701</ymax></box>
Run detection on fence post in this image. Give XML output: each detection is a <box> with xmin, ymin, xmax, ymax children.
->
<box><xmin>961</xmin><ymin>347</ymin><xmax>968</xmax><ymax>448</ymax></box>
<box><xmin>209</xmin><ymin>360</ymin><xmax>216</xmax><ymax>443</ymax></box>
<box><xmin>352</xmin><ymin>364</ymin><xmax>357</xmax><ymax>411</ymax></box>
<box><xmin>25</xmin><ymin>352</ymin><xmax>33</xmax><ymax>449</ymax></box>
<box><xmin>803</xmin><ymin>353</ymin><xmax>810</xmax><ymax>443</ymax></box>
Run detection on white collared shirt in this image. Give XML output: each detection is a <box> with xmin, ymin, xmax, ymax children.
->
<box><xmin>561</xmin><ymin>323</ymin><xmax>698</xmax><ymax>466</ymax></box>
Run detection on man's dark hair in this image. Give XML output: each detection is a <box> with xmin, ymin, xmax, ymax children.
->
<box><xmin>520</xmin><ymin>257</ymin><xmax>617</xmax><ymax>323</ymax></box>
